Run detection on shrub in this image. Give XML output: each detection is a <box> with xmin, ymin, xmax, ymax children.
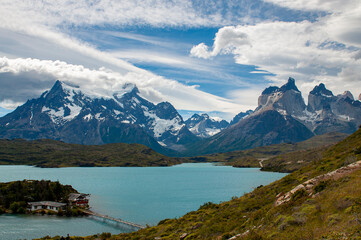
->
<box><xmin>100</xmin><ymin>232</ymin><xmax>111</xmax><ymax>239</ymax></box>
<box><xmin>291</xmin><ymin>189</ymin><xmax>307</xmax><ymax>202</ymax></box>
<box><xmin>0</xmin><ymin>206</ymin><xmax>6</xmax><ymax>214</ymax></box>
<box><xmin>199</xmin><ymin>202</ymin><xmax>216</xmax><ymax>210</ymax></box>
<box><xmin>314</xmin><ymin>181</ymin><xmax>328</xmax><ymax>193</ymax></box>
<box><xmin>9</xmin><ymin>201</ymin><xmax>26</xmax><ymax>214</ymax></box>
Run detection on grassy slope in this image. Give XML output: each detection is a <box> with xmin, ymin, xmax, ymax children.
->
<box><xmin>261</xmin><ymin>146</ymin><xmax>328</xmax><ymax>173</ymax></box>
<box><xmin>98</xmin><ymin>129</ymin><xmax>358</xmax><ymax>240</ymax></box>
<box><xmin>186</xmin><ymin>132</ymin><xmax>348</xmax><ymax>169</ymax></box>
<box><xmin>0</xmin><ymin>139</ymin><xmax>182</xmax><ymax>167</ymax></box>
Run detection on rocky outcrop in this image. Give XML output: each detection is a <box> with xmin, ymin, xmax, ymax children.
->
<box><xmin>275</xmin><ymin>160</ymin><xmax>361</xmax><ymax>206</ymax></box>
<box><xmin>303</xmin><ymin>83</ymin><xmax>361</xmax><ymax>134</ymax></box>
<box><xmin>256</xmin><ymin>77</ymin><xmax>306</xmax><ymax>116</ymax></box>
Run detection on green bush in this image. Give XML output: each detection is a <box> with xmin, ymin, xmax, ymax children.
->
<box><xmin>314</xmin><ymin>181</ymin><xmax>328</xmax><ymax>193</ymax></box>
<box><xmin>100</xmin><ymin>232</ymin><xmax>112</xmax><ymax>239</ymax></box>
<box><xmin>9</xmin><ymin>201</ymin><xmax>26</xmax><ymax>214</ymax></box>
<box><xmin>199</xmin><ymin>202</ymin><xmax>216</xmax><ymax>210</ymax></box>
<box><xmin>0</xmin><ymin>206</ymin><xmax>6</xmax><ymax>214</ymax></box>
<box><xmin>291</xmin><ymin>189</ymin><xmax>307</xmax><ymax>201</ymax></box>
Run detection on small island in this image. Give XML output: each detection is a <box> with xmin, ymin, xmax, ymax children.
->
<box><xmin>0</xmin><ymin>180</ymin><xmax>89</xmax><ymax>216</ymax></box>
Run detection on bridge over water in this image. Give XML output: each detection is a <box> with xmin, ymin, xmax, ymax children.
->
<box><xmin>81</xmin><ymin>209</ymin><xmax>145</xmax><ymax>230</ymax></box>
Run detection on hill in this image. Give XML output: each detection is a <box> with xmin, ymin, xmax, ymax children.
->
<box><xmin>0</xmin><ymin>180</ymin><xmax>76</xmax><ymax>214</ymax></box>
<box><xmin>0</xmin><ymin>139</ymin><xmax>182</xmax><ymax>167</ymax></box>
<box><xmin>187</xmin><ymin>132</ymin><xmax>348</xmax><ymax>169</ymax></box>
<box><xmin>64</xmin><ymin>128</ymin><xmax>360</xmax><ymax>240</ymax></box>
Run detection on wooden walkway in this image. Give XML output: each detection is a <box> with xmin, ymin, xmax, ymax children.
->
<box><xmin>81</xmin><ymin>209</ymin><xmax>145</xmax><ymax>229</ymax></box>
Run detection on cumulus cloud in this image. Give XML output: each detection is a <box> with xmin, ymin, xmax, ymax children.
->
<box><xmin>0</xmin><ymin>57</ymin><xmax>243</xmax><ymax>114</ymax></box>
<box><xmin>190</xmin><ymin>26</ymin><xmax>250</xmax><ymax>59</ymax></box>
<box><xmin>190</xmin><ymin>2</ymin><xmax>361</xmax><ymax>100</ymax></box>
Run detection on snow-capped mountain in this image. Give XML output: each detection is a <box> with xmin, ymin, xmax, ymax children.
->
<box><xmin>185</xmin><ymin>113</ymin><xmax>229</xmax><ymax>138</ymax></box>
<box><xmin>185</xmin><ymin>77</ymin><xmax>361</xmax><ymax>156</ymax></box>
<box><xmin>302</xmin><ymin>84</ymin><xmax>361</xmax><ymax>134</ymax></box>
<box><xmin>0</xmin><ymin>80</ymin><xmax>197</xmax><ymax>153</ymax></box>
<box><xmin>253</xmin><ymin>77</ymin><xmax>361</xmax><ymax>134</ymax></box>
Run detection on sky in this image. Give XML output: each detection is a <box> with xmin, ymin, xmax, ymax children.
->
<box><xmin>0</xmin><ymin>0</ymin><xmax>360</xmax><ymax>121</ymax></box>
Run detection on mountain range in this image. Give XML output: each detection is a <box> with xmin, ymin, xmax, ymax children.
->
<box><xmin>0</xmin><ymin>78</ymin><xmax>360</xmax><ymax>156</ymax></box>
<box><xmin>0</xmin><ymin>80</ymin><xmax>196</xmax><ymax>155</ymax></box>
<box><xmin>184</xmin><ymin>77</ymin><xmax>361</xmax><ymax>155</ymax></box>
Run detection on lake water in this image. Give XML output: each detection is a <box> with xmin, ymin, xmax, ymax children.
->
<box><xmin>0</xmin><ymin>163</ymin><xmax>287</xmax><ymax>239</ymax></box>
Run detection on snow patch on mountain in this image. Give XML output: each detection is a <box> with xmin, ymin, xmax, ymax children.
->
<box><xmin>204</xmin><ymin>128</ymin><xmax>221</xmax><ymax>136</ymax></box>
<box><xmin>95</xmin><ymin>113</ymin><xmax>105</xmax><ymax>121</ymax></box>
<box><xmin>185</xmin><ymin>113</ymin><xmax>229</xmax><ymax>138</ymax></box>
<box><xmin>144</xmin><ymin>111</ymin><xmax>184</xmax><ymax>138</ymax></box>
<box><xmin>83</xmin><ymin>114</ymin><xmax>93</xmax><ymax>121</ymax></box>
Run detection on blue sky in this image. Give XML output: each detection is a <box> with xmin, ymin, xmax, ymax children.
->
<box><xmin>0</xmin><ymin>0</ymin><xmax>360</xmax><ymax>121</ymax></box>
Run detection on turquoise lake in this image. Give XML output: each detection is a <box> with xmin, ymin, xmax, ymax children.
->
<box><xmin>0</xmin><ymin>163</ymin><xmax>287</xmax><ymax>239</ymax></box>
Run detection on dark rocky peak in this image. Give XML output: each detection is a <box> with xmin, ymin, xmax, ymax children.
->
<box><xmin>155</xmin><ymin>101</ymin><xmax>181</xmax><ymax>120</ymax></box>
<box><xmin>257</xmin><ymin>77</ymin><xmax>305</xmax><ymax>115</ymax></box>
<box><xmin>337</xmin><ymin>91</ymin><xmax>354</xmax><ymax>101</ymax></box>
<box><xmin>261</xmin><ymin>77</ymin><xmax>299</xmax><ymax>96</ymax></box>
<box><xmin>230</xmin><ymin>110</ymin><xmax>253</xmax><ymax>125</ymax></box>
<box><xmin>47</xmin><ymin>80</ymin><xmax>66</xmax><ymax>96</ymax></box>
<box><xmin>188</xmin><ymin>114</ymin><xmax>201</xmax><ymax>121</ymax></box>
<box><xmin>186</xmin><ymin>114</ymin><xmax>211</xmax><ymax>122</ymax></box>
<box><xmin>279</xmin><ymin>77</ymin><xmax>300</xmax><ymax>92</ymax></box>
<box><xmin>42</xmin><ymin>80</ymin><xmax>80</xmax><ymax>110</ymax></box>
<box><xmin>359</xmin><ymin>93</ymin><xmax>361</xmax><ymax>101</ymax></box>
<box><xmin>115</xmin><ymin>83</ymin><xmax>140</xmax><ymax>99</ymax></box>
<box><xmin>127</xmin><ymin>84</ymin><xmax>140</xmax><ymax>95</ymax></box>
<box><xmin>262</xmin><ymin>86</ymin><xmax>279</xmax><ymax>95</ymax></box>
<box><xmin>201</xmin><ymin>113</ymin><xmax>210</xmax><ymax>119</ymax></box>
<box><xmin>309</xmin><ymin>83</ymin><xmax>333</xmax><ymax>96</ymax></box>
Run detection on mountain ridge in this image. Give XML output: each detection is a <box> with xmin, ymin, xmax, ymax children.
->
<box><xmin>0</xmin><ymin>80</ymin><xmax>197</xmax><ymax>155</ymax></box>
<box><xmin>184</xmin><ymin>78</ymin><xmax>361</xmax><ymax>155</ymax></box>
<box><xmin>0</xmin><ymin>78</ymin><xmax>360</xmax><ymax>156</ymax></box>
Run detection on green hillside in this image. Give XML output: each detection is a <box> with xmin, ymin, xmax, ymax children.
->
<box><xmin>53</xmin><ymin>128</ymin><xmax>359</xmax><ymax>240</ymax></box>
<box><xmin>186</xmin><ymin>132</ymin><xmax>348</xmax><ymax>169</ymax></box>
<box><xmin>0</xmin><ymin>139</ymin><xmax>182</xmax><ymax>167</ymax></box>
<box><xmin>113</xmin><ymin>129</ymin><xmax>361</xmax><ymax>239</ymax></box>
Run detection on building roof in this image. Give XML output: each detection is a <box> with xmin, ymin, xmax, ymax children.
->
<box><xmin>28</xmin><ymin>201</ymin><xmax>66</xmax><ymax>207</ymax></box>
<box><xmin>68</xmin><ymin>193</ymin><xmax>89</xmax><ymax>201</ymax></box>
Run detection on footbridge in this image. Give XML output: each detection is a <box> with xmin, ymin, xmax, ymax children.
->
<box><xmin>81</xmin><ymin>209</ymin><xmax>145</xmax><ymax>229</ymax></box>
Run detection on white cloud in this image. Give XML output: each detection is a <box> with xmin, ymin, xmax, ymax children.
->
<box><xmin>226</xmin><ymin>87</ymin><xmax>265</xmax><ymax>111</ymax></box>
<box><xmin>264</xmin><ymin>0</ymin><xmax>361</xmax><ymax>48</ymax></box>
<box><xmin>190</xmin><ymin>43</ymin><xmax>213</xmax><ymax>59</ymax></box>
<box><xmin>190</xmin><ymin>26</ymin><xmax>250</xmax><ymax>59</ymax></box>
<box><xmin>263</xmin><ymin>0</ymin><xmax>356</xmax><ymax>12</ymax></box>
<box><xmin>190</xmin><ymin>2</ymin><xmax>361</xmax><ymax>100</ymax></box>
<box><xmin>0</xmin><ymin>57</ymin><xmax>243</xmax><ymax>115</ymax></box>
<box><xmin>0</xmin><ymin>0</ymin><xmax>237</xmax><ymax>30</ymax></box>
<box><xmin>0</xmin><ymin>1</ymin><xmax>258</xmax><ymax>118</ymax></box>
